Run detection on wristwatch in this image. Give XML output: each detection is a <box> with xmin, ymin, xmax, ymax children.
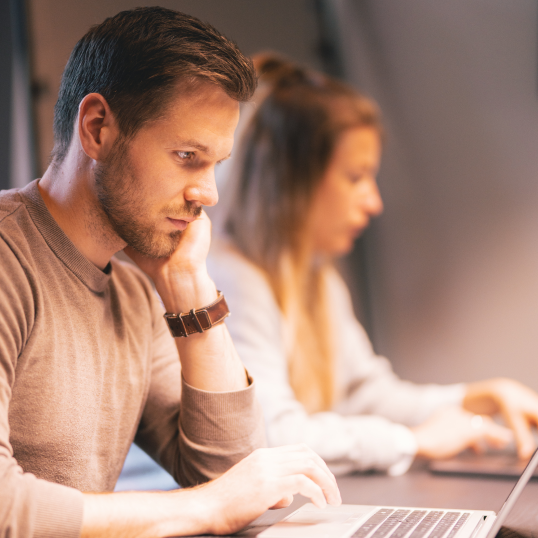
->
<box><xmin>163</xmin><ymin>291</ymin><xmax>230</xmax><ymax>338</ymax></box>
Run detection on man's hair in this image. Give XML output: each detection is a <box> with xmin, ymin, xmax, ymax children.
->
<box><xmin>51</xmin><ymin>6</ymin><xmax>256</xmax><ymax>165</ymax></box>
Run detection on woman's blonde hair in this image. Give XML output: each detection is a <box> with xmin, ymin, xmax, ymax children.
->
<box><xmin>223</xmin><ymin>54</ymin><xmax>382</xmax><ymax>413</ymax></box>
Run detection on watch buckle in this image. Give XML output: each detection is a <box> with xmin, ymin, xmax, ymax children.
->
<box><xmin>189</xmin><ymin>309</ymin><xmax>204</xmax><ymax>333</ymax></box>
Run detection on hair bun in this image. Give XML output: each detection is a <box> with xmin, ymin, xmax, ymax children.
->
<box><xmin>252</xmin><ymin>52</ymin><xmax>307</xmax><ymax>88</ymax></box>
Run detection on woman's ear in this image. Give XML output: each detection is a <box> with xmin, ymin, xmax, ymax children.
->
<box><xmin>77</xmin><ymin>93</ymin><xmax>119</xmax><ymax>161</ymax></box>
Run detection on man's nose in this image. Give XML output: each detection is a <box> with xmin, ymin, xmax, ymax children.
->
<box><xmin>184</xmin><ymin>170</ymin><xmax>219</xmax><ymax>208</ymax></box>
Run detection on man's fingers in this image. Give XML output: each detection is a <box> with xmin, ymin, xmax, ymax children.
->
<box><xmin>281</xmin><ymin>475</ymin><xmax>327</xmax><ymax>509</ymax></box>
<box><xmin>276</xmin><ymin>459</ymin><xmax>341</xmax><ymax>506</ymax></box>
<box><xmin>271</xmin><ymin>445</ymin><xmax>338</xmax><ymax>487</ymax></box>
<box><xmin>269</xmin><ymin>494</ymin><xmax>294</xmax><ymax>510</ymax></box>
<box><xmin>245</xmin><ymin>446</ymin><xmax>341</xmax><ymax>509</ymax></box>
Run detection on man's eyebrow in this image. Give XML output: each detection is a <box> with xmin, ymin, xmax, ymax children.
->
<box><xmin>175</xmin><ymin>139</ymin><xmax>211</xmax><ymax>153</ymax></box>
<box><xmin>176</xmin><ymin>139</ymin><xmax>212</xmax><ymax>155</ymax></box>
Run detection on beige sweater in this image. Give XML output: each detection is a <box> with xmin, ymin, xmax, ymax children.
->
<box><xmin>0</xmin><ymin>181</ymin><xmax>265</xmax><ymax>538</ymax></box>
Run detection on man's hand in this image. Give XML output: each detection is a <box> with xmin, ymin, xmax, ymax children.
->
<box><xmin>463</xmin><ymin>378</ymin><xmax>538</xmax><ymax>459</ymax></box>
<box><xmin>412</xmin><ymin>406</ymin><xmax>512</xmax><ymax>460</ymax></box>
<box><xmin>125</xmin><ymin>210</ymin><xmax>215</xmax><ymax>312</ymax></box>
<box><xmin>192</xmin><ymin>444</ymin><xmax>342</xmax><ymax>535</ymax></box>
<box><xmin>125</xmin><ymin>210</ymin><xmax>248</xmax><ymax>392</ymax></box>
<box><xmin>82</xmin><ymin>445</ymin><xmax>341</xmax><ymax>538</ymax></box>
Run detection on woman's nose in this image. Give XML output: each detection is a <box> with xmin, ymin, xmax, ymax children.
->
<box><xmin>361</xmin><ymin>179</ymin><xmax>384</xmax><ymax>217</ymax></box>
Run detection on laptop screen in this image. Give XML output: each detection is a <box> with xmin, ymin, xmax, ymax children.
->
<box><xmin>486</xmin><ymin>448</ymin><xmax>538</xmax><ymax>538</ymax></box>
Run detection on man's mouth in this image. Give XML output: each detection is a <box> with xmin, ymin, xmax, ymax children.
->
<box><xmin>167</xmin><ymin>217</ymin><xmax>193</xmax><ymax>231</ymax></box>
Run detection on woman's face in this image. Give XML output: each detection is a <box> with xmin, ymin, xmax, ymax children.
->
<box><xmin>308</xmin><ymin>127</ymin><xmax>383</xmax><ymax>257</ymax></box>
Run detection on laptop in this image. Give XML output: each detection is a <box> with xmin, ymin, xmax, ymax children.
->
<box><xmin>236</xmin><ymin>449</ymin><xmax>538</xmax><ymax>538</ymax></box>
<box><xmin>429</xmin><ymin>450</ymin><xmax>538</xmax><ymax>479</ymax></box>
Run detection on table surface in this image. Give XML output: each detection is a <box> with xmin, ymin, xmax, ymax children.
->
<box><xmin>336</xmin><ymin>461</ymin><xmax>537</xmax><ymax>536</ymax></box>
<box><xmin>226</xmin><ymin>460</ymin><xmax>538</xmax><ymax>537</ymax></box>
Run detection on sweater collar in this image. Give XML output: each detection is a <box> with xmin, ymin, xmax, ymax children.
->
<box><xmin>20</xmin><ymin>180</ymin><xmax>112</xmax><ymax>294</ymax></box>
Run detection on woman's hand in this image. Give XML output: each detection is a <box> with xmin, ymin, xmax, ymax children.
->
<box><xmin>412</xmin><ymin>406</ymin><xmax>512</xmax><ymax>460</ymax></box>
<box><xmin>463</xmin><ymin>378</ymin><xmax>538</xmax><ymax>459</ymax></box>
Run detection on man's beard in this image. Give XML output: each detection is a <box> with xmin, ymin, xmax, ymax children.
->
<box><xmin>94</xmin><ymin>143</ymin><xmax>201</xmax><ymax>259</ymax></box>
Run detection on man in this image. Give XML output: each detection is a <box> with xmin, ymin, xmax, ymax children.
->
<box><xmin>0</xmin><ymin>7</ymin><xmax>341</xmax><ymax>538</ymax></box>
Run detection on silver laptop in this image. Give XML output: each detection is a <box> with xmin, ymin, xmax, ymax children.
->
<box><xmin>237</xmin><ymin>448</ymin><xmax>538</xmax><ymax>538</ymax></box>
<box><xmin>430</xmin><ymin>450</ymin><xmax>538</xmax><ymax>479</ymax></box>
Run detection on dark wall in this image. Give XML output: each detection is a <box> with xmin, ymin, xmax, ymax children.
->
<box><xmin>29</xmin><ymin>0</ymin><xmax>322</xmax><ymax>174</ymax></box>
<box><xmin>0</xmin><ymin>1</ymin><xmax>12</xmax><ymax>190</ymax></box>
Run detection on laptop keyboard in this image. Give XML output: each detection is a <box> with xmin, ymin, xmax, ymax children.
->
<box><xmin>351</xmin><ymin>509</ymin><xmax>471</xmax><ymax>538</ymax></box>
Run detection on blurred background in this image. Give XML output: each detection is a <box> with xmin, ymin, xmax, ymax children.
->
<box><xmin>2</xmin><ymin>0</ymin><xmax>538</xmax><ymax>484</ymax></box>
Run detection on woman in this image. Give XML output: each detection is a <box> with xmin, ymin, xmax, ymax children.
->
<box><xmin>208</xmin><ymin>54</ymin><xmax>538</xmax><ymax>475</ymax></box>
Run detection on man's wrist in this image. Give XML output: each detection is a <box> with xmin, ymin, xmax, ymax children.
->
<box><xmin>82</xmin><ymin>489</ymin><xmax>212</xmax><ymax>538</ymax></box>
<box><xmin>156</xmin><ymin>270</ymin><xmax>218</xmax><ymax>314</ymax></box>
<box><xmin>157</xmin><ymin>489</ymin><xmax>212</xmax><ymax>537</ymax></box>
<box><xmin>164</xmin><ymin>291</ymin><xmax>230</xmax><ymax>338</ymax></box>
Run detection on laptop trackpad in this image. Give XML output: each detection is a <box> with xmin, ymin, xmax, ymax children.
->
<box><xmin>260</xmin><ymin>506</ymin><xmax>373</xmax><ymax>537</ymax></box>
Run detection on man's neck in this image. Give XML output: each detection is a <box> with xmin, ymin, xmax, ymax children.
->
<box><xmin>39</xmin><ymin>146</ymin><xmax>126</xmax><ymax>270</ymax></box>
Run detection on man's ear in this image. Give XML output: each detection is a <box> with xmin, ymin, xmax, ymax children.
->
<box><xmin>78</xmin><ymin>93</ymin><xmax>119</xmax><ymax>161</ymax></box>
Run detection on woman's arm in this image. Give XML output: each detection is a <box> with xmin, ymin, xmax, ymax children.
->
<box><xmin>207</xmin><ymin>243</ymin><xmax>421</xmax><ymax>474</ymax></box>
<box><xmin>209</xmin><ymin>244</ymin><xmax>513</xmax><ymax>473</ymax></box>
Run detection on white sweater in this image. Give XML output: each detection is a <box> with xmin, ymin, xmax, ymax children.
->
<box><xmin>208</xmin><ymin>237</ymin><xmax>465</xmax><ymax>475</ymax></box>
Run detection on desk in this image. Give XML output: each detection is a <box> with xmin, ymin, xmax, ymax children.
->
<box><xmin>235</xmin><ymin>461</ymin><xmax>538</xmax><ymax>537</ymax></box>
<box><xmin>336</xmin><ymin>461</ymin><xmax>538</xmax><ymax>536</ymax></box>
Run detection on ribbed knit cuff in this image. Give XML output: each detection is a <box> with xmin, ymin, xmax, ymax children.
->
<box><xmin>180</xmin><ymin>374</ymin><xmax>260</xmax><ymax>442</ymax></box>
<box><xmin>34</xmin><ymin>479</ymin><xmax>84</xmax><ymax>538</ymax></box>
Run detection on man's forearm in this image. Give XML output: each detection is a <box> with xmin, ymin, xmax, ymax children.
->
<box><xmin>81</xmin><ymin>489</ymin><xmax>207</xmax><ymax>538</ymax></box>
<box><xmin>175</xmin><ymin>325</ymin><xmax>249</xmax><ymax>391</ymax></box>
<box><xmin>158</xmin><ymin>271</ymin><xmax>248</xmax><ymax>392</ymax></box>
<box><xmin>82</xmin><ymin>445</ymin><xmax>342</xmax><ymax>538</ymax></box>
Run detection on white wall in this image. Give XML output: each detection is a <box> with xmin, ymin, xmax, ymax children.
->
<box><xmin>336</xmin><ymin>0</ymin><xmax>538</xmax><ymax>387</ymax></box>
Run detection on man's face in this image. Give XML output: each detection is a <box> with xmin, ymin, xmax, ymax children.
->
<box><xmin>94</xmin><ymin>83</ymin><xmax>239</xmax><ymax>258</ymax></box>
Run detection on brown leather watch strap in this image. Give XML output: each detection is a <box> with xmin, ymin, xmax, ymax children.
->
<box><xmin>164</xmin><ymin>291</ymin><xmax>230</xmax><ymax>338</ymax></box>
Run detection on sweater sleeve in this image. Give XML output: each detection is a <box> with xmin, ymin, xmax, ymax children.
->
<box><xmin>133</xmin><ymin>289</ymin><xmax>266</xmax><ymax>487</ymax></box>
<box><xmin>207</xmin><ymin>240</ymin><xmax>464</xmax><ymax>475</ymax></box>
<box><xmin>0</xmin><ymin>233</ymin><xmax>83</xmax><ymax>538</ymax></box>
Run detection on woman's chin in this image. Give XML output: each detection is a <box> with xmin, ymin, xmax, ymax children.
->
<box><xmin>322</xmin><ymin>240</ymin><xmax>355</xmax><ymax>258</ymax></box>
<box><xmin>314</xmin><ymin>232</ymin><xmax>360</xmax><ymax>258</ymax></box>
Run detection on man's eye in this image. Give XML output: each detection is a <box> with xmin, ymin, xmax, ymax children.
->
<box><xmin>349</xmin><ymin>173</ymin><xmax>364</xmax><ymax>184</ymax></box>
<box><xmin>177</xmin><ymin>151</ymin><xmax>194</xmax><ymax>160</ymax></box>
